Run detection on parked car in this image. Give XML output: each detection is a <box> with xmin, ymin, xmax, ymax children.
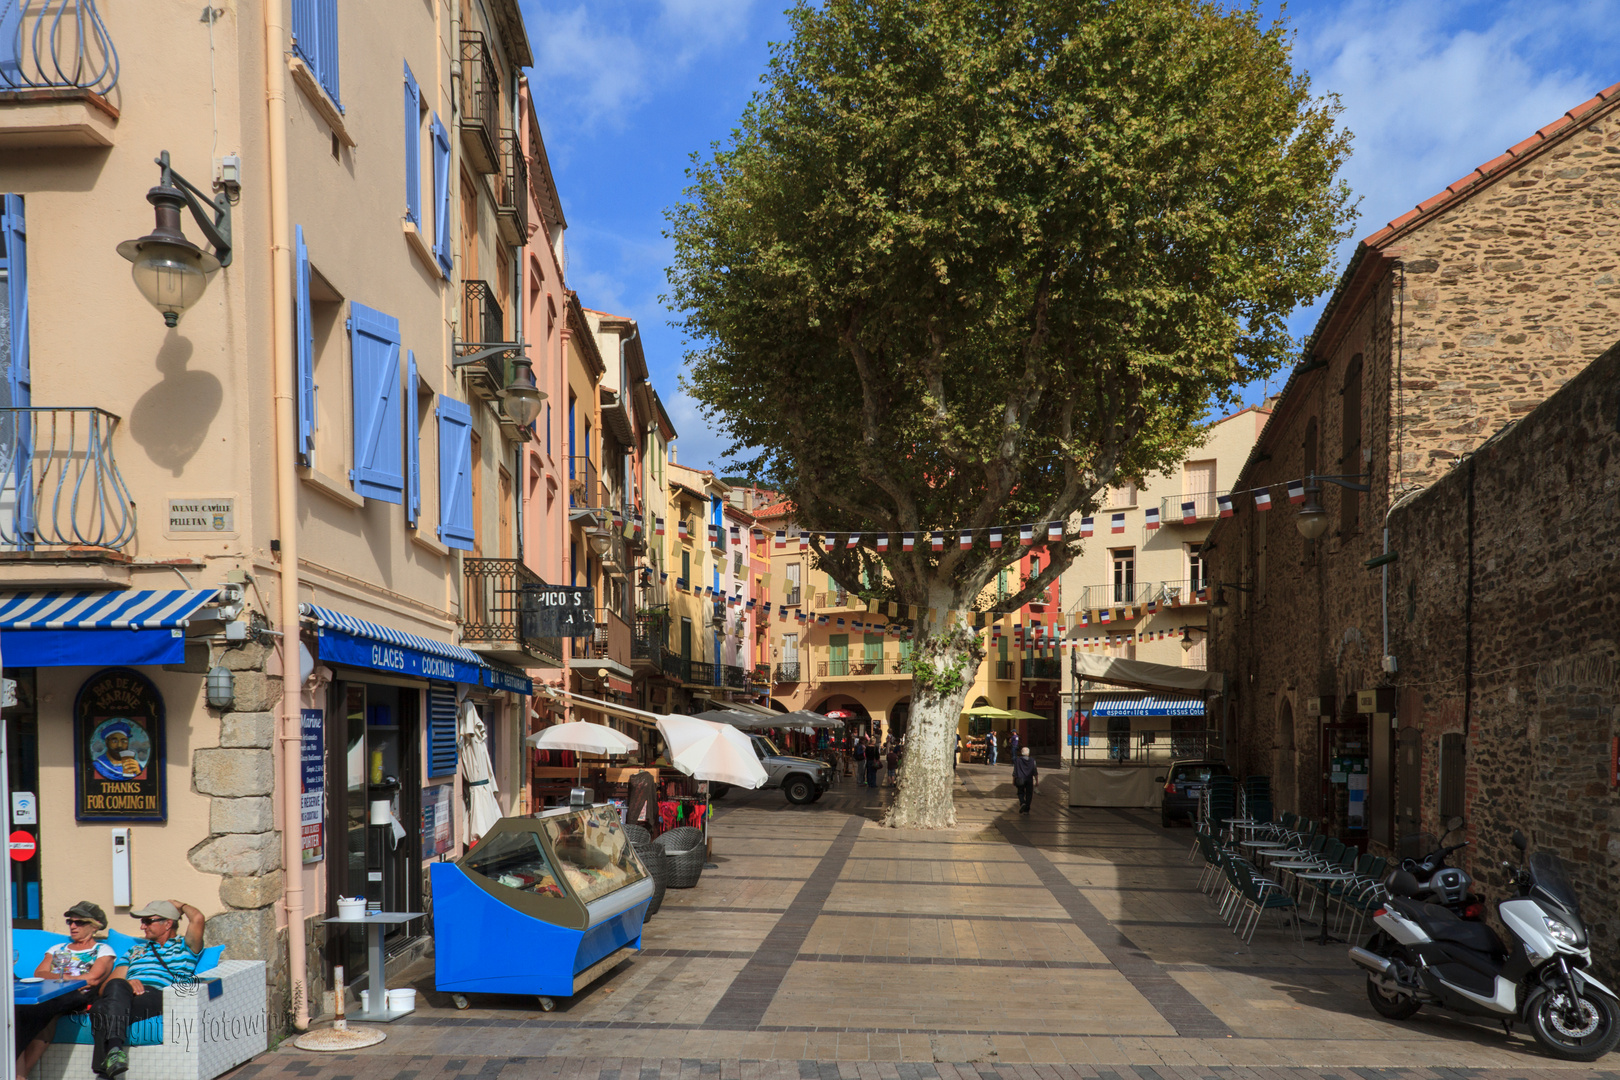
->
<box><xmin>745</xmin><ymin>734</ymin><xmax>831</xmax><ymax>804</ymax></box>
<box><xmin>1158</xmin><ymin>759</ymin><xmax>1229</xmax><ymax>826</ymax></box>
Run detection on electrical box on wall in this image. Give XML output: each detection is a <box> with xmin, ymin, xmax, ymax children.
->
<box><xmin>111</xmin><ymin>828</ymin><xmax>131</xmax><ymax>907</ymax></box>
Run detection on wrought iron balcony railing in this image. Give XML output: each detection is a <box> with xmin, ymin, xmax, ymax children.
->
<box><xmin>660</xmin><ymin>651</ymin><xmax>686</xmax><ymax>682</ymax></box>
<box><xmin>460</xmin><ymin>558</ymin><xmax>562</xmax><ymax>663</ymax></box>
<box><xmin>1022</xmin><ymin>657</ymin><xmax>1061</xmax><ymax>681</ymax></box>
<box><xmin>994</xmin><ymin>660</ymin><xmax>1015</xmax><ymax>681</ymax></box>
<box><xmin>0</xmin><ymin>408</ymin><xmax>134</xmax><ymax>550</ymax></box>
<box><xmin>457</xmin><ymin>31</ymin><xmax>499</xmax><ymax>173</ymax></box>
<box><xmin>1159</xmin><ymin>489</ymin><xmax>1225</xmax><ymax>524</ymax></box>
<box><xmin>780</xmin><ymin>588</ymin><xmax>801</xmax><ymax>608</ymax></box>
<box><xmin>818</xmin><ymin>658</ymin><xmax>885</xmax><ymax>678</ymax></box>
<box><xmin>722</xmin><ymin>663</ymin><xmax>747</xmax><ymax>689</ymax></box>
<box><xmin>459</xmin><ymin>280</ymin><xmax>504</xmax><ymax>350</ymax></box>
<box><xmin>685</xmin><ymin>659</ymin><xmax>716</xmax><ymax>686</ymax></box>
<box><xmin>494</xmin><ymin>130</ymin><xmax>527</xmax><ymax>246</ymax></box>
<box><xmin>751</xmin><ymin>663</ymin><xmax>771</xmax><ymax>686</ymax></box>
<box><xmin>774</xmin><ymin>661</ymin><xmax>801</xmax><ymax>684</ymax></box>
<box><xmin>566</xmin><ymin>456</ymin><xmax>606</xmax><ymax>510</ymax></box>
<box><xmin>0</xmin><ymin>0</ymin><xmax>119</xmax><ymax>95</ymax></box>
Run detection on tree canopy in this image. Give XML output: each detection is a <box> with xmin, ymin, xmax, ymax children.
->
<box><xmin>668</xmin><ymin>0</ymin><xmax>1353</xmax><ymax>617</ymax></box>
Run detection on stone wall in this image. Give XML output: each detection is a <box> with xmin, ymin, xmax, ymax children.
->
<box><xmin>186</xmin><ymin>640</ymin><xmax>292</xmax><ymax>1032</ymax></box>
<box><xmin>1388</xmin><ymin>337</ymin><xmax>1620</xmax><ymax>976</ymax></box>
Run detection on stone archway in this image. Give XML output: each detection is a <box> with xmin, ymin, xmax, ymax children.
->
<box><xmin>1276</xmin><ymin>697</ymin><xmax>1297</xmax><ymax>812</ymax></box>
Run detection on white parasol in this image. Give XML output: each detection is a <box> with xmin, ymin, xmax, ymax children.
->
<box><xmin>526</xmin><ymin>720</ymin><xmax>640</xmax><ymax>754</ymax></box>
<box><xmin>458</xmin><ymin>701</ymin><xmax>503</xmax><ymax>840</ymax></box>
<box><xmin>655</xmin><ymin>715</ymin><xmax>769</xmax><ymax>789</ymax></box>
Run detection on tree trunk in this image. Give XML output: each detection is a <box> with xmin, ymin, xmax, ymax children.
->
<box><xmin>884</xmin><ymin>603</ymin><xmax>981</xmax><ymax>830</ymax></box>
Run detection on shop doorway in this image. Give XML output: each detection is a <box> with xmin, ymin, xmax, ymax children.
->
<box><xmin>325</xmin><ymin>679</ymin><xmax>424</xmax><ymax>980</ymax></box>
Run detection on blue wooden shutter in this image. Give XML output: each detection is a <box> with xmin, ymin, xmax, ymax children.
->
<box><xmin>348</xmin><ymin>302</ymin><xmax>404</xmax><ymax>503</ymax></box>
<box><xmin>294</xmin><ymin>225</ymin><xmax>314</xmax><ymax>465</ymax></box>
<box><xmin>291</xmin><ymin>0</ymin><xmax>316</xmax><ymax>71</ymax></box>
<box><xmin>430</xmin><ymin>114</ymin><xmax>451</xmax><ymax>275</ymax></box>
<box><xmin>0</xmin><ymin>3</ymin><xmax>23</xmax><ymax>88</ymax></box>
<box><xmin>403</xmin><ymin>63</ymin><xmax>421</xmax><ymax>226</ymax></box>
<box><xmin>427</xmin><ymin>682</ymin><xmax>457</xmax><ymax>778</ymax></box>
<box><xmin>405</xmin><ymin>350</ymin><xmax>420</xmax><ymax>527</ymax></box>
<box><xmin>2</xmin><ymin>195</ymin><xmax>32</xmax><ymax>538</ymax></box>
<box><xmin>437</xmin><ymin>394</ymin><xmax>474</xmax><ymax>550</ymax></box>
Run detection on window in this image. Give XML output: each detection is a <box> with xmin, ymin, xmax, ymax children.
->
<box><xmin>1342</xmin><ymin>355</ymin><xmax>1363</xmax><ymax>533</ymax></box>
<box><xmin>1183</xmin><ymin>459</ymin><xmax>1216</xmax><ymax>519</ymax></box>
<box><xmin>404</xmin><ymin>351</ymin><xmax>421</xmax><ymax>526</ymax></box>
<box><xmin>430</xmin><ymin>114</ymin><xmax>452</xmax><ymax>276</ymax></box>
<box><xmin>349</xmin><ymin>303</ymin><xmax>404</xmax><ymax>503</ymax></box>
<box><xmin>1186</xmin><ymin>544</ymin><xmax>1204</xmax><ymax>594</ymax></box>
<box><xmin>436</xmin><ymin>395</ymin><xmax>474</xmax><ymax>550</ymax></box>
<box><xmin>782</xmin><ymin>633</ymin><xmax>798</xmax><ymax>661</ymax></box>
<box><xmin>681</xmin><ymin>548</ymin><xmax>690</xmax><ymax>584</ymax></box>
<box><xmin>295</xmin><ymin>238</ymin><xmax>346</xmax><ymax>472</ymax></box>
<box><xmin>1111</xmin><ymin>548</ymin><xmax>1135</xmax><ymax>604</ymax></box>
<box><xmin>292</xmin><ymin>0</ymin><xmax>341</xmax><ymax>108</ymax></box>
<box><xmin>784</xmin><ymin>562</ymin><xmax>801</xmax><ymax>605</ymax></box>
<box><xmin>403</xmin><ymin>63</ymin><xmax>423</xmax><ymax>227</ymax></box>
<box><xmin>1107</xmin><ymin>482</ymin><xmax>1137</xmax><ymax>508</ymax></box>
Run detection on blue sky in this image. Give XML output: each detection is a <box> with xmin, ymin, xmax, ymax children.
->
<box><xmin>519</xmin><ymin>0</ymin><xmax>1620</xmax><ymax>475</ymax></box>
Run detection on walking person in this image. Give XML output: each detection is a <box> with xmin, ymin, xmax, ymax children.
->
<box><xmin>1009</xmin><ymin>729</ymin><xmax>1020</xmax><ymax>761</ymax></box>
<box><xmin>1012</xmin><ymin>747</ymin><xmax>1038</xmax><ymax>814</ymax></box>
<box><xmin>865</xmin><ymin>740</ymin><xmax>881</xmax><ymax>788</ymax></box>
<box><xmin>987</xmin><ymin>730</ymin><xmax>998</xmax><ymax>766</ymax></box>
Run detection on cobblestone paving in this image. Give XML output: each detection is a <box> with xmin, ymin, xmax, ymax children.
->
<box><xmin>234</xmin><ymin>765</ymin><xmax>1619</xmax><ymax>1078</ymax></box>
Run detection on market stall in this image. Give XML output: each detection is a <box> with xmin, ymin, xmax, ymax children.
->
<box><xmin>430</xmin><ymin>805</ymin><xmax>654</xmax><ymax>1009</ymax></box>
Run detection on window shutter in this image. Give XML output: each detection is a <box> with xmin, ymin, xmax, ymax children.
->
<box><xmin>430</xmin><ymin>114</ymin><xmax>452</xmax><ymax>276</ymax></box>
<box><xmin>403</xmin><ymin>63</ymin><xmax>421</xmax><ymax>226</ymax></box>
<box><xmin>0</xmin><ymin>5</ymin><xmax>24</xmax><ymax>87</ymax></box>
<box><xmin>291</xmin><ymin>0</ymin><xmax>316</xmax><ymax>71</ymax></box>
<box><xmin>2</xmin><ymin>194</ymin><xmax>31</xmax><ymax>538</ymax></box>
<box><xmin>427</xmin><ymin>682</ymin><xmax>457</xmax><ymax>778</ymax></box>
<box><xmin>294</xmin><ymin>225</ymin><xmax>314</xmax><ymax>465</ymax></box>
<box><xmin>437</xmin><ymin>394</ymin><xmax>475</xmax><ymax>550</ymax></box>
<box><xmin>348</xmin><ymin>302</ymin><xmax>404</xmax><ymax>503</ymax></box>
<box><xmin>405</xmin><ymin>350</ymin><xmax>420</xmax><ymax>527</ymax></box>
<box><xmin>291</xmin><ymin>0</ymin><xmax>340</xmax><ymax>107</ymax></box>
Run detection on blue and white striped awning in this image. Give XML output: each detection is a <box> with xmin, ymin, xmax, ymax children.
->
<box><xmin>0</xmin><ymin>588</ymin><xmax>220</xmax><ymax>667</ymax></box>
<box><xmin>301</xmin><ymin>603</ymin><xmax>488</xmax><ymax>685</ymax></box>
<box><xmin>0</xmin><ymin>589</ymin><xmax>218</xmax><ymax>630</ymax></box>
<box><xmin>1088</xmin><ymin>693</ymin><xmax>1207</xmax><ymax>717</ymax></box>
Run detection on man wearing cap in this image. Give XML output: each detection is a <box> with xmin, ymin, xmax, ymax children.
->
<box><xmin>16</xmin><ymin>901</ymin><xmax>115</xmax><ymax>1079</ymax></box>
<box><xmin>92</xmin><ymin>722</ymin><xmax>144</xmax><ymax>780</ymax></box>
<box><xmin>87</xmin><ymin>899</ymin><xmax>205</xmax><ymax>1078</ymax></box>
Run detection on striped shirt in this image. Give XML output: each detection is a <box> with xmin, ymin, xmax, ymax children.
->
<box><xmin>118</xmin><ymin>938</ymin><xmax>198</xmax><ymax>987</ymax></box>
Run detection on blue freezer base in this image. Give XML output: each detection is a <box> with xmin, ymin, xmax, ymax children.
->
<box><xmin>431</xmin><ymin>863</ymin><xmax>649</xmax><ymax>998</ymax></box>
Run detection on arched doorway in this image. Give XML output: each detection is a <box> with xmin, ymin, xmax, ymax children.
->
<box><xmin>888</xmin><ymin>698</ymin><xmax>911</xmax><ymax>741</ymax></box>
<box><xmin>814</xmin><ymin>695</ymin><xmax>873</xmax><ymax>741</ymax></box>
<box><xmin>1276</xmin><ymin>698</ymin><xmax>1296</xmax><ymax>812</ymax></box>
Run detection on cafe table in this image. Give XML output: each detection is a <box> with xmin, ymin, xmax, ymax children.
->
<box><xmin>1292</xmin><ymin>870</ymin><xmax>1356</xmax><ymax>944</ymax></box>
<box><xmin>323</xmin><ymin>912</ymin><xmax>422</xmax><ymax>1022</ymax></box>
<box><xmin>14</xmin><ymin>978</ymin><xmax>86</xmax><ymax>1004</ymax></box>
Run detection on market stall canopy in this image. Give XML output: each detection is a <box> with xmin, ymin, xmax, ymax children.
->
<box><xmin>655</xmin><ymin>716</ymin><xmax>769</xmax><ymax>788</ymax></box>
<box><xmin>1086</xmin><ymin>694</ymin><xmax>1207</xmax><ymax>717</ymax></box>
<box><xmin>963</xmin><ymin>704</ymin><xmax>1015</xmax><ymax>718</ymax></box>
<box><xmin>526</xmin><ymin>720</ymin><xmax>640</xmax><ymax>754</ymax></box>
<box><xmin>1005</xmin><ymin>709</ymin><xmax>1046</xmax><ymax>720</ymax></box>
<box><xmin>691</xmin><ymin>708</ymin><xmax>780</xmax><ymax>732</ymax></box>
<box><xmin>696</xmin><ymin>696</ymin><xmax>776</xmax><ymax>717</ymax></box>
<box><xmin>537</xmin><ymin>686</ymin><xmax>663</xmax><ymax>728</ymax></box>
<box><xmin>781</xmin><ymin>709</ymin><xmax>844</xmax><ymax>730</ymax></box>
<box><xmin>1071</xmin><ymin>653</ymin><xmax>1225</xmax><ymax>694</ymax></box>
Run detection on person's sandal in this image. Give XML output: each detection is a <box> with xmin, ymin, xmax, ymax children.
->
<box><xmin>101</xmin><ymin>1047</ymin><xmax>129</xmax><ymax>1078</ymax></box>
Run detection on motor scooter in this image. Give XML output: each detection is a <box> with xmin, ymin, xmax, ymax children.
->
<box><xmin>1351</xmin><ymin>828</ymin><xmax>1620</xmax><ymax>1061</ymax></box>
<box><xmin>1399</xmin><ymin>816</ymin><xmax>1484</xmax><ymax>919</ymax></box>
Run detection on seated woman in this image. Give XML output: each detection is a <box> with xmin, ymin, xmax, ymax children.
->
<box><xmin>16</xmin><ymin>901</ymin><xmax>116</xmax><ymax>1079</ymax></box>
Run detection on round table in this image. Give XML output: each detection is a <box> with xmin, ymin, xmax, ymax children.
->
<box><xmin>1294</xmin><ymin>871</ymin><xmax>1356</xmax><ymax>944</ymax></box>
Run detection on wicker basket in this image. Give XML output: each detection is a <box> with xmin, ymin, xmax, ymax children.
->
<box><xmin>656</xmin><ymin>826</ymin><xmax>706</xmax><ymax>889</ymax></box>
<box><xmin>633</xmin><ymin>840</ymin><xmax>667</xmax><ymax>916</ymax></box>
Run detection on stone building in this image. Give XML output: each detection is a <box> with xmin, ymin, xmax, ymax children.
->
<box><xmin>1204</xmin><ymin>80</ymin><xmax>1620</xmax><ymax>851</ymax></box>
<box><xmin>1385</xmin><ymin>338</ymin><xmax>1620</xmax><ymax>975</ymax></box>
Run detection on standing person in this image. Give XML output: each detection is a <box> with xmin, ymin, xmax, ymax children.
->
<box><xmin>16</xmin><ymin>902</ymin><xmax>115</xmax><ymax>1080</ymax></box>
<box><xmin>87</xmin><ymin>899</ymin><xmax>205</xmax><ymax>1078</ymax></box>
<box><xmin>853</xmin><ymin>736</ymin><xmax>867</xmax><ymax>786</ymax></box>
<box><xmin>987</xmin><ymin>730</ymin><xmax>998</xmax><ymax>766</ymax></box>
<box><xmin>885</xmin><ymin>743</ymin><xmax>899</xmax><ymax>787</ymax></box>
<box><xmin>865</xmin><ymin>740</ymin><xmax>881</xmax><ymax>788</ymax></box>
<box><xmin>1009</xmin><ymin>729</ymin><xmax>1021</xmax><ymax>761</ymax></box>
<box><xmin>1012</xmin><ymin>747</ymin><xmax>1039</xmax><ymax>814</ymax></box>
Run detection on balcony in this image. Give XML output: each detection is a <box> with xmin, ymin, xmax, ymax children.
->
<box><xmin>566</xmin><ymin>456</ymin><xmax>607</xmax><ymax>512</ymax></box>
<box><xmin>774</xmin><ymin>661</ymin><xmax>801</xmax><ymax>684</ymax></box>
<box><xmin>685</xmin><ymin>659</ymin><xmax>717</xmax><ymax>687</ymax></box>
<box><xmin>722</xmin><ymin>664</ymin><xmax>747</xmax><ymax>689</ymax></box>
<box><xmin>781</xmin><ymin>588</ymin><xmax>801</xmax><ymax>608</ymax></box>
<box><xmin>1159</xmin><ymin>489</ymin><xmax>1224</xmax><ymax>525</ymax></box>
<box><xmin>571</xmin><ymin>607</ymin><xmax>631</xmax><ymax>675</ymax></box>
<box><xmin>1080</xmin><ymin>580</ymin><xmax>1160</xmax><ymax>610</ymax></box>
<box><xmin>1022</xmin><ymin>657</ymin><xmax>1061</xmax><ymax>681</ymax></box>
<box><xmin>994</xmin><ymin>660</ymin><xmax>1015</xmax><ymax>681</ymax></box>
<box><xmin>660</xmin><ymin>651</ymin><xmax>687</xmax><ymax>682</ymax></box>
<box><xmin>817</xmin><ymin>657</ymin><xmax>894</xmax><ymax>678</ymax></box>
<box><xmin>494</xmin><ymin>130</ymin><xmax>527</xmax><ymax>246</ymax></box>
<box><xmin>814</xmin><ymin>588</ymin><xmax>853</xmax><ymax>610</ymax></box>
<box><xmin>751</xmin><ymin>663</ymin><xmax>771</xmax><ymax>687</ymax></box>
<box><xmin>460</xmin><ymin>558</ymin><xmax>562</xmax><ymax>667</ymax></box>
<box><xmin>457</xmin><ymin>31</ymin><xmax>499</xmax><ymax>173</ymax></box>
<box><xmin>0</xmin><ymin>0</ymin><xmax>120</xmax><ymax>149</ymax></box>
<box><xmin>0</xmin><ymin>408</ymin><xmax>134</xmax><ymax>566</ymax></box>
<box><xmin>631</xmin><ymin>611</ymin><xmax>665</xmax><ymax>668</ymax></box>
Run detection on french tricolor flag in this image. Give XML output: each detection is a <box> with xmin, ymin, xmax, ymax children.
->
<box><xmin>1080</xmin><ymin>516</ymin><xmax>1094</xmax><ymax>537</ymax></box>
<box><xmin>1144</xmin><ymin>507</ymin><xmax>1160</xmax><ymax>531</ymax></box>
<box><xmin>1110</xmin><ymin>513</ymin><xmax>1125</xmax><ymax>534</ymax></box>
<box><xmin>989</xmin><ymin>529</ymin><xmax>1003</xmax><ymax>549</ymax></box>
<box><xmin>1047</xmin><ymin>521</ymin><xmax>1062</xmax><ymax>543</ymax></box>
<box><xmin>846</xmin><ymin>533</ymin><xmax>860</xmax><ymax>548</ymax></box>
<box><xmin>823</xmin><ymin>534</ymin><xmax>836</xmax><ymax>548</ymax></box>
<box><xmin>655</xmin><ymin>516</ymin><xmax>666</xmax><ymax>536</ymax></box>
<box><xmin>902</xmin><ymin>533</ymin><xmax>915</xmax><ymax>552</ymax></box>
<box><xmin>775</xmin><ymin>529</ymin><xmax>786</xmax><ymax>549</ymax></box>
<box><xmin>931</xmin><ymin>532</ymin><xmax>944</xmax><ymax>552</ymax></box>
<box><xmin>708</xmin><ymin>523</ymin><xmax>720</xmax><ymax>545</ymax></box>
<box><xmin>876</xmin><ymin>534</ymin><xmax>890</xmax><ymax>552</ymax></box>
<box><xmin>1099</xmin><ymin>609</ymin><xmax>1111</xmax><ymax>624</ymax></box>
<box><xmin>678</xmin><ymin>520</ymin><xmax>690</xmax><ymax>541</ymax></box>
<box><xmin>1287</xmin><ymin>480</ymin><xmax>1306</xmax><ymax>504</ymax></box>
<box><xmin>1181</xmin><ymin>500</ymin><xmax>1197</xmax><ymax>524</ymax></box>
<box><xmin>798</xmin><ymin>532</ymin><xmax>810</xmax><ymax>551</ymax></box>
<box><xmin>1253</xmin><ymin>488</ymin><xmax>1272</xmax><ymax>511</ymax></box>
<box><xmin>1020</xmin><ymin>524</ymin><xmax>1034</xmax><ymax>546</ymax></box>
<box><xmin>731</xmin><ymin>525</ymin><xmax>741</xmax><ymax>544</ymax></box>
<box><xmin>1217</xmin><ymin>494</ymin><xmax>1234</xmax><ymax>518</ymax></box>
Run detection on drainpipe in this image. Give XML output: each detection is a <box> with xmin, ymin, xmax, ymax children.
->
<box><xmin>264</xmin><ymin>1</ymin><xmax>310</xmax><ymax>1031</ymax></box>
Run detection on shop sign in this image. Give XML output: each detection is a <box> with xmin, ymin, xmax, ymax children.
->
<box><xmin>421</xmin><ymin>782</ymin><xmax>453</xmax><ymax>856</ymax></box>
<box><xmin>301</xmin><ymin>708</ymin><xmax>325</xmax><ymax>863</ymax></box>
<box><xmin>11</xmin><ymin>791</ymin><xmax>35</xmax><ymax>825</ymax></box>
<box><xmin>74</xmin><ymin>668</ymin><xmax>167</xmax><ymax>823</ymax></box>
<box><xmin>314</xmin><ymin>627</ymin><xmax>485</xmax><ymax>685</ymax></box>
<box><xmin>520</xmin><ymin>586</ymin><xmax>595</xmax><ymax>638</ymax></box>
<box><xmin>482</xmin><ymin>666</ymin><xmax>533</xmax><ymax>695</ymax></box>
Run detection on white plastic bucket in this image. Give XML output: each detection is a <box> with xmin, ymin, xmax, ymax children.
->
<box><xmin>386</xmin><ymin>988</ymin><xmax>417</xmax><ymax>1013</ymax></box>
<box><xmin>358</xmin><ymin>990</ymin><xmax>369</xmax><ymax>1013</ymax></box>
<box><xmin>336</xmin><ymin>897</ymin><xmax>366</xmax><ymax>921</ymax></box>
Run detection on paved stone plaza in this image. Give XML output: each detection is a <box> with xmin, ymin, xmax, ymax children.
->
<box><xmin>235</xmin><ymin>766</ymin><xmax>1618</xmax><ymax>1080</ymax></box>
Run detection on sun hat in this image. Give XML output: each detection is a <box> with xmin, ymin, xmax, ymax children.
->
<box><xmin>130</xmin><ymin>900</ymin><xmax>182</xmax><ymax>922</ymax></box>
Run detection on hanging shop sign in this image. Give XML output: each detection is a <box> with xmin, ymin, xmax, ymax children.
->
<box><xmin>74</xmin><ymin>668</ymin><xmax>167</xmax><ymax>823</ymax></box>
<box><xmin>520</xmin><ymin>586</ymin><xmax>595</xmax><ymax>638</ymax></box>
<box><xmin>301</xmin><ymin>708</ymin><xmax>325</xmax><ymax>864</ymax></box>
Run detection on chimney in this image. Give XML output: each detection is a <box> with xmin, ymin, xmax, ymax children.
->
<box><xmin>670</xmin><ymin>444</ymin><xmax>677</xmax><ymax>464</ymax></box>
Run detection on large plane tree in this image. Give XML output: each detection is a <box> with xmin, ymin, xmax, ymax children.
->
<box><xmin>667</xmin><ymin>0</ymin><xmax>1354</xmax><ymax>827</ymax></box>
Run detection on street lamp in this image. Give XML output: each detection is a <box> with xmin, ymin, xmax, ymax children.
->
<box><xmin>1207</xmin><ymin>583</ymin><xmax>1253</xmax><ymax>615</ymax></box>
<box><xmin>1293</xmin><ymin>473</ymin><xmax>1371</xmax><ymax>539</ymax></box>
<box><xmin>502</xmin><ymin>356</ymin><xmax>544</xmax><ymax>427</ymax></box>
<box><xmin>116</xmin><ymin>151</ymin><xmax>233</xmax><ymax>327</ymax></box>
<box><xmin>586</xmin><ymin>527</ymin><xmax>611</xmax><ymax>556</ymax></box>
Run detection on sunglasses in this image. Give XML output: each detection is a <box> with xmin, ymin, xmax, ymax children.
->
<box><xmin>64</xmin><ymin>918</ymin><xmax>94</xmax><ymax>927</ymax></box>
<box><xmin>138</xmin><ymin>916</ymin><xmax>171</xmax><ymax>926</ymax></box>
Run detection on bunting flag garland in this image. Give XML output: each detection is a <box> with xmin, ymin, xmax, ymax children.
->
<box><xmin>1287</xmin><ymin>480</ymin><xmax>1306</xmax><ymax>504</ymax></box>
<box><xmin>931</xmin><ymin>532</ymin><xmax>945</xmax><ymax>552</ymax></box>
<box><xmin>902</xmin><ymin>533</ymin><xmax>915</xmax><ymax>552</ymax></box>
<box><xmin>1217</xmin><ymin>495</ymin><xmax>1234</xmax><ymax>518</ymax></box>
<box><xmin>1020</xmin><ymin>524</ymin><xmax>1034</xmax><ymax>546</ymax></box>
<box><xmin>847</xmin><ymin>533</ymin><xmax>861</xmax><ymax>548</ymax></box>
<box><xmin>1145</xmin><ymin>507</ymin><xmax>1161</xmax><ymax>531</ymax></box>
<box><xmin>1254</xmin><ymin>488</ymin><xmax>1272</xmax><ymax>511</ymax></box>
<box><xmin>876</xmin><ymin>535</ymin><xmax>890</xmax><ymax>552</ymax></box>
<box><xmin>959</xmin><ymin>531</ymin><xmax>972</xmax><ymax>550</ymax></box>
<box><xmin>989</xmin><ymin>528</ymin><xmax>1003</xmax><ymax>549</ymax></box>
<box><xmin>655</xmin><ymin>516</ymin><xmax>666</xmax><ymax>537</ymax></box>
<box><xmin>1080</xmin><ymin>516</ymin><xmax>1094</xmax><ymax>537</ymax></box>
<box><xmin>678</xmin><ymin>520</ymin><xmax>690</xmax><ymax>541</ymax></box>
<box><xmin>799</xmin><ymin>532</ymin><xmax>810</xmax><ymax>551</ymax></box>
<box><xmin>775</xmin><ymin>529</ymin><xmax>786</xmax><ymax>549</ymax></box>
<box><xmin>659</xmin><ymin>570</ymin><xmax>669</xmax><ymax>583</ymax></box>
<box><xmin>1181</xmin><ymin>500</ymin><xmax>1197</xmax><ymax>524</ymax></box>
<box><xmin>707</xmin><ymin>523</ymin><xmax>719</xmax><ymax>545</ymax></box>
<box><xmin>1111</xmin><ymin>513</ymin><xmax>1125</xmax><ymax>534</ymax></box>
<box><xmin>730</xmin><ymin>525</ymin><xmax>741</xmax><ymax>544</ymax></box>
<box><xmin>1047</xmin><ymin>521</ymin><xmax>1063</xmax><ymax>543</ymax></box>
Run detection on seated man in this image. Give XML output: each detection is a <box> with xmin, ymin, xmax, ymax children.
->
<box><xmin>88</xmin><ymin>900</ymin><xmax>206</xmax><ymax>1078</ymax></box>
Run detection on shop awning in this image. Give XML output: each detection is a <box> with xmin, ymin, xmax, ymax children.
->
<box><xmin>480</xmin><ymin>661</ymin><xmax>533</xmax><ymax>695</ymax></box>
<box><xmin>1087</xmin><ymin>694</ymin><xmax>1208</xmax><ymax>717</ymax></box>
<box><xmin>1071</xmin><ymin>652</ymin><xmax>1225</xmax><ymax>694</ymax></box>
<box><xmin>0</xmin><ymin>588</ymin><xmax>218</xmax><ymax>667</ymax></box>
<box><xmin>538</xmin><ymin>686</ymin><xmax>662</xmax><ymax>728</ymax></box>
<box><xmin>301</xmin><ymin>603</ymin><xmax>486</xmax><ymax>685</ymax></box>
<box><xmin>697</xmin><ymin>695</ymin><xmax>775</xmax><ymax>717</ymax></box>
